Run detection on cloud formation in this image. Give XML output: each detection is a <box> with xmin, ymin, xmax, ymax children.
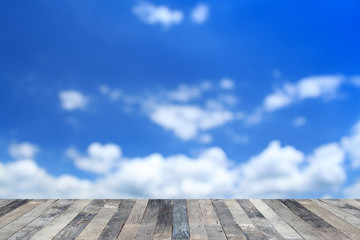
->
<box><xmin>59</xmin><ymin>90</ymin><xmax>88</xmax><ymax>111</ymax></box>
<box><xmin>191</xmin><ymin>4</ymin><xmax>209</xmax><ymax>24</ymax></box>
<box><xmin>8</xmin><ymin>142</ymin><xmax>39</xmax><ymax>159</ymax></box>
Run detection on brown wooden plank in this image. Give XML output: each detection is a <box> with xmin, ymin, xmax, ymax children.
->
<box><xmin>212</xmin><ymin>199</ymin><xmax>246</xmax><ymax>240</ymax></box>
<box><xmin>30</xmin><ymin>199</ymin><xmax>92</xmax><ymax>240</ymax></box>
<box><xmin>298</xmin><ymin>199</ymin><xmax>360</xmax><ymax>240</ymax></box>
<box><xmin>172</xmin><ymin>199</ymin><xmax>190</xmax><ymax>240</ymax></box>
<box><xmin>53</xmin><ymin>199</ymin><xmax>105</xmax><ymax>240</ymax></box>
<box><xmin>250</xmin><ymin>199</ymin><xmax>303</xmax><ymax>240</ymax></box>
<box><xmin>199</xmin><ymin>199</ymin><xmax>227</xmax><ymax>240</ymax></box>
<box><xmin>238</xmin><ymin>199</ymin><xmax>285</xmax><ymax>240</ymax></box>
<box><xmin>117</xmin><ymin>199</ymin><xmax>148</xmax><ymax>240</ymax></box>
<box><xmin>224</xmin><ymin>199</ymin><xmax>265</xmax><ymax>240</ymax></box>
<box><xmin>264</xmin><ymin>199</ymin><xmax>325</xmax><ymax>240</ymax></box>
<box><xmin>323</xmin><ymin>199</ymin><xmax>360</xmax><ymax>218</ymax></box>
<box><xmin>134</xmin><ymin>199</ymin><xmax>161</xmax><ymax>240</ymax></box>
<box><xmin>0</xmin><ymin>200</ymin><xmax>30</xmax><ymax>218</ymax></box>
<box><xmin>0</xmin><ymin>199</ymin><xmax>56</xmax><ymax>240</ymax></box>
<box><xmin>153</xmin><ymin>199</ymin><xmax>173</xmax><ymax>240</ymax></box>
<box><xmin>280</xmin><ymin>199</ymin><xmax>350</xmax><ymax>240</ymax></box>
<box><xmin>99</xmin><ymin>199</ymin><xmax>136</xmax><ymax>240</ymax></box>
<box><xmin>8</xmin><ymin>199</ymin><xmax>76</xmax><ymax>240</ymax></box>
<box><xmin>187</xmin><ymin>199</ymin><xmax>208</xmax><ymax>240</ymax></box>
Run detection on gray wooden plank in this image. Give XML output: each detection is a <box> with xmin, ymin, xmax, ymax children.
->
<box><xmin>134</xmin><ymin>199</ymin><xmax>161</xmax><ymax>240</ymax></box>
<box><xmin>153</xmin><ymin>199</ymin><xmax>173</xmax><ymax>240</ymax></box>
<box><xmin>238</xmin><ymin>199</ymin><xmax>285</xmax><ymax>240</ymax></box>
<box><xmin>98</xmin><ymin>199</ymin><xmax>136</xmax><ymax>240</ymax></box>
<box><xmin>343</xmin><ymin>199</ymin><xmax>360</xmax><ymax>212</ymax></box>
<box><xmin>30</xmin><ymin>199</ymin><xmax>92</xmax><ymax>240</ymax></box>
<box><xmin>264</xmin><ymin>199</ymin><xmax>325</xmax><ymax>240</ymax></box>
<box><xmin>212</xmin><ymin>199</ymin><xmax>246</xmax><ymax>240</ymax></box>
<box><xmin>298</xmin><ymin>199</ymin><xmax>360</xmax><ymax>240</ymax></box>
<box><xmin>8</xmin><ymin>199</ymin><xmax>76</xmax><ymax>240</ymax></box>
<box><xmin>53</xmin><ymin>199</ymin><xmax>105</xmax><ymax>240</ymax></box>
<box><xmin>224</xmin><ymin>199</ymin><xmax>265</xmax><ymax>240</ymax></box>
<box><xmin>172</xmin><ymin>199</ymin><xmax>190</xmax><ymax>240</ymax></box>
<box><xmin>0</xmin><ymin>200</ymin><xmax>30</xmax><ymax>218</ymax></box>
<box><xmin>324</xmin><ymin>199</ymin><xmax>360</xmax><ymax>218</ymax></box>
<box><xmin>0</xmin><ymin>200</ymin><xmax>15</xmax><ymax>209</ymax></box>
<box><xmin>199</xmin><ymin>199</ymin><xmax>227</xmax><ymax>240</ymax></box>
<box><xmin>187</xmin><ymin>199</ymin><xmax>208</xmax><ymax>240</ymax></box>
<box><xmin>0</xmin><ymin>199</ymin><xmax>56</xmax><ymax>240</ymax></box>
<box><xmin>250</xmin><ymin>199</ymin><xmax>303</xmax><ymax>240</ymax></box>
<box><xmin>280</xmin><ymin>199</ymin><xmax>351</xmax><ymax>240</ymax></box>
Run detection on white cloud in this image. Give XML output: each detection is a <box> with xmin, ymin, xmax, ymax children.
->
<box><xmin>198</xmin><ymin>134</ymin><xmax>213</xmax><ymax>144</ymax></box>
<box><xmin>148</xmin><ymin>104</ymin><xmax>234</xmax><ymax>140</ymax></box>
<box><xmin>8</xmin><ymin>142</ymin><xmax>39</xmax><ymax>159</ymax></box>
<box><xmin>344</xmin><ymin>180</ymin><xmax>360</xmax><ymax>198</ymax></box>
<box><xmin>133</xmin><ymin>2</ymin><xmax>183</xmax><ymax>28</ymax></box>
<box><xmin>263</xmin><ymin>75</ymin><xmax>344</xmax><ymax>112</ymax></box>
<box><xmin>191</xmin><ymin>4</ymin><xmax>209</xmax><ymax>24</ymax></box>
<box><xmin>293</xmin><ymin>116</ymin><xmax>306</xmax><ymax>127</ymax></box>
<box><xmin>341</xmin><ymin>120</ymin><xmax>360</xmax><ymax>168</ymax></box>
<box><xmin>168</xmin><ymin>84</ymin><xmax>202</xmax><ymax>102</ymax></box>
<box><xmin>99</xmin><ymin>85</ymin><xmax>123</xmax><ymax>101</ymax></box>
<box><xmin>59</xmin><ymin>90</ymin><xmax>88</xmax><ymax>111</ymax></box>
<box><xmin>219</xmin><ymin>78</ymin><xmax>235</xmax><ymax>89</ymax></box>
<box><xmin>67</xmin><ymin>142</ymin><xmax>122</xmax><ymax>174</ymax></box>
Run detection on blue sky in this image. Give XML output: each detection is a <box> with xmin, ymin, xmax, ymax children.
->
<box><xmin>1</xmin><ymin>0</ymin><xmax>360</xmax><ymax>198</ymax></box>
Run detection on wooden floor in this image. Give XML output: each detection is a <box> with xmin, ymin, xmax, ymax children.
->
<box><xmin>0</xmin><ymin>199</ymin><xmax>360</xmax><ymax>239</ymax></box>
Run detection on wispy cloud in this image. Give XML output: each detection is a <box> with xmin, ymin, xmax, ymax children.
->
<box><xmin>59</xmin><ymin>90</ymin><xmax>88</xmax><ymax>111</ymax></box>
<box><xmin>219</xmin><ymin>78</ymin><xmax>235</xmax><ymax>90</ymax></box>
<box><xmin>191</xmin><ymin>4</ymin><xmax>210</xmax><ymax>24</ymax></box>
<box><xmin>293</xmin><ymin>116</ymin><xmax>306</xmax><ymax>127</ymax></box>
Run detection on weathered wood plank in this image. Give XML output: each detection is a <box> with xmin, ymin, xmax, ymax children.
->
<box><xmin>323</xmin><ymin>199</ymin><xmax>360</xmax><ymax>218</ymax></box>
<box><xmin>187</xmin><ymin>199</ymin><xmax>208</xmax><ymax>240</ymax></box>
<box><xmin>117</xmin><ymin>199</ymin><xmax>148</xmax><ymax>240</ymax></box>
<box><xmin>224</xmin><ymin>199</ymin><xmax>265</xmax><ymax>240</ymax></box>
<box><xmin>199</xmin><ymin>199</ymin><xmax>226</xmax><ymax>240</ymax></box>
<box><xmin>99</xmin><ymin>199</ymin><xmax>136</xmax><ymax>240</ymax></box>
<box><xmin>238</xmin><ymin>199</ymin><xmax>285</xmax><ymax>240</ymax></box>
<box><xmin>30</xmin><ymin>199</ymin><xmax>92</xmax><ymax>240</ymax></box>
<box><xmin>343</xmin><ymin>199</ymin><xmax>360</xmax><ymax>212</ymax></box>
<box><xmin>53</xmin><ymin>199</ymin><xmax>105</xmax><ymax>240</ymax></box>
<box><xmin>298</xmin><ymin>199</ymin><xmax>360</xmax><ymax>240</ymax></box>
<box><xmin>312</xmin><ymin>199</ymin><xmax>360</xmax><ymax>230</ymax></box>
<box><xmin>8</xmin><ymin>199</ymin><xmax>76</xmax><ymax>240</ymax></box>
<box><xmin>0</xmin><ymin>200</ymin><xmax>43</xmax><ymax>229</ymax></box>
<box><xmin>172</xmin><ymin>199</ymin><xmax>190</xmax><ymax>240</ymax></box>
<box><xmin>280</xmin><ymin>199</ymin><xmax>350</xmax><ymax>240</ymax></box>
<box><xmin>264</xmin><ymin>199</ymin><xmax>325</xmax><ymax>240</ymax></box>
<box><xmin>134</xmin><ymin>199</ymin><xmax>160</xmax><ymax>240</ymax></box>
<box><xmin>0</xmin><ymin>200</ymin><xmax>15</xmax><ymax>209</ymax></box>
<box><xmin>153</xmin><ymin>199</ymin><xmax>173</xmax><ymax>240</ymax></box>
<box><xmin>76</xmin><ymin>200</ymin><xmax>120</xmax><ymax>240</ymax></box>
<box><xmin>0</xmin><ymin>199</ymin><xmax>30</xmax><ymax>218</ymax></box>
<box><xmin>0</xmin><ymin>199</ymin><xmax>56</xmax><ymax>240</ymax></box>
<box><xmin>250</xmin><ymin>199</ymin><xmax>303</xmax><ymax>240</ymax></box>
<box><xmin>212</xmin><ymin>199</ymin><xmax>246</xmax><ymax>240</ymax></box>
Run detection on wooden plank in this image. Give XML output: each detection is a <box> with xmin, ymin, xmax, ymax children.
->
<box><xmin>264</xmin><ymin>199</ymin><xmax>325</xmax><ymax>240</ymax></box>
<box><xmin>224</xmin><ymin>199</ymin><xmax>265</xmax><ymax>240</ymax></box>
<box><xmin>0</xmin><ymin>200</ymin><xmax>15</xmax><ymax>209</ymax></box>
<box><xmin>172</xmin><ymin>199</ymin><xmax>190</xmax><ymax>240</ymax></box>
<box><xmin>212</xmin><ymin>199</ymin><xmax>246</xmax><ymax>240</ymax></box>
<box><xmin>8</xmin><ymin>199</ymin><xmax>76</xmax><ymax>240</ymax></box>
<box><xmin>343</xmin><ymin>199</ymin><xmax>360</xmax><ymax>211</ymax></box>
<box><xmin>134</xmin><ymin>199</ymin><xmax>160</xmax><ymax>240</ymax></box>
<box><xmin>298</xmin><ymin>199</ymin><xmax>360</xmax><ymax>240</ymax></box>
<box><xmin>99</xmin><ymin>199</ymin><xmax>136</xmax><ymax>240</ymax></box>
<box><xmin>199</xmin><ymin>199</ymin><xmax>226</xmax><ymax>240</ymax></box>
<box><xmin>0</xmin><ymin>199</ymin><xmax>30</xmax><ymax>218</ymax></box>
<box><xmin>312</xmin><ymin>199</ymin><xmax>360</xmax><ymax>230</ymax></box>
<box><xmin>117</xmin><ymin>199</ymin><xmax>148</xmax><ymax>240</ymax></box>
<box><xmin>250</xmin><ymin>199</ymin><xmax>303</xmax><ymax>240</ymax></box>
<box><xmin>238</xmin><ymin>199</ymin><xmax>285</xmax><ymax>240</ymax></box>
<box><xmin>323</xmin><ymin>199</ymin><xmax>360</xmax><ymax>218</ymax></box>
<box><xmin>153</xmin><ymin>199</ymin><xmax>173</xmax><ymax>240</ymax></box>
<box><xmin>187</xmin><ymin>199</ymin><xmax>208</xmax><ymax>240</ymax></box>
<box><xmin>30</xmin><ymin>199</ymin><xmax>92</xmax><ymax>240</ymax></box>
<box><xmin>0</xmin><ymin>199</ymin><xmax>56</xmax><ymax>240</ymax></box>
<box><xmin>0</xmin><ymin>200</ymin><xmax>43</xmax><ymax>229</ymax></box>
<box><xmin>76</xmin><ymin>200</ymin><xmax>120</xmax><ymax>240</ymax></box>
<box><xmin>280</xmin><ymin>199</ymin><xmax>350</xmax><ymax>240</ymax></box>
<box><xmin>53</xmin><ymin>199</ymin><xmax>105</xmax><ymax>239</ymax></box>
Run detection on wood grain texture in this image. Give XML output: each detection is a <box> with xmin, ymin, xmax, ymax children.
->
<box><xmin>280</xmin><ymin>199</ymin><xmax>350</xmax><ymax>240</ymax></box>
<box><xmin>30</xmin><ymin>199</ymin><xmax>92</xmax><ymax>240</ymax></box>
<box><xmin>212</xmin><ymin>199</ymin><xmax>246</xmax><ymax>240</ymax></box>
<box><xmin>135</xmin><ymin>199</ymin><xmax>160</xmax><ymax>240</ymax></box>
<box><xmin>0</xmin><ymin>200</ymin><xmax>30</xmax><ymax>218</ymax></box>
<box><xmin>99</xmin><ymin>199</ymin><xmax>136</xmax><ymax>240</ymax></box>
<box><xmin>298</xmin><ymin>199</ymin><xmax>360</xmax><ymax>240</ymax></box>
<box><xmin>264</xmin><ymin>199</ymin><xmax>325</xmax><ymax>240</ymax></box>
<box><xmin>187</xmin><ymin>199</ymin><xmax>208</xmax><ymax>240</ymax></box>
<box><xmin>343</xmin><ymin>199</ymin><xmax>360</xmax><ymax>211</ymax></box>
<box><xmin>0</xmin><ymin>200</ymin><xmax>15</xmax><ymax>209</ymax></box>
<box><xmin>153</xmin><ymin>199</ymin><xmax>173</xmax><ymax>240</ymax></box>
<box><xmin>172</xmin><ymin>199</ymin><xmax>190</xmax><ymax>240</ymax></box>
<box><xmin>199</xmin><ymin>199</ymin><xmax>226</xmax><ymax>240</ymax></box>
<box><xmin>324</xmin><ymin>199</ymin><xmax>360</xmax><ymax>218</ymax></box>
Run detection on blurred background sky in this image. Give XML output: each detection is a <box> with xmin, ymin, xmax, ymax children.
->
<box><xmin>1</xmin><ymin>0</ymin><xmax>360</xmax><ymax>198</ymax></box>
